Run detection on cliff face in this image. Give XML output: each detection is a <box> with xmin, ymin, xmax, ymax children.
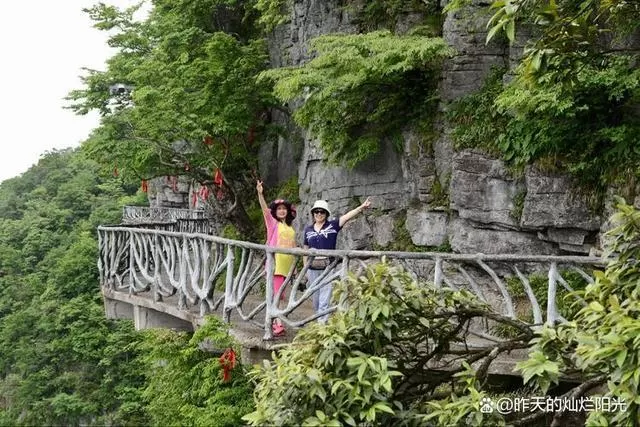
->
<box><xmin>259</xmin><ymin>0</ymin><xmax>610</xmax><ymax>255</ymax></box>
<box><xmin>146</xmin><ymin>1</ymin><xmax>636</xmax><ymax>254</ymax></box>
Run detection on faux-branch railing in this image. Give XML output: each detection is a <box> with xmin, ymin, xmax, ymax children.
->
<box><xmin>98</xmin><ymin>225</ymin><xmax>604</xmax><ymax>340</ymax></box>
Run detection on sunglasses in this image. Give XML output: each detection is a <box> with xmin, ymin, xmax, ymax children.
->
<box><xmin>312</xmin><ymin>210</ymin><xmax>327</xmax><ymax>215</ymax></box>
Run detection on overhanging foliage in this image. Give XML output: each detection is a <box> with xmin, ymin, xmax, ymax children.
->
<box><xmin>260</xmin><ymin>30</ymin><xmax>454</xmax><ymax>167</ymax></box>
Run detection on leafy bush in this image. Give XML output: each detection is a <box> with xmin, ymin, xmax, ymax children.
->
<box><xmin>449</xmin><ymin>56</ymin><xmax>640</xmax><ymax>201</ymax></box>
<box><xmin>243</xmin><ymin>260</ymin><xmax>530</xmax><ymax>425</ymax></box>
<box><xmin>517</xmin><ymin>198</ymin><xmax>640</xmax><ymax>425</ymax></box>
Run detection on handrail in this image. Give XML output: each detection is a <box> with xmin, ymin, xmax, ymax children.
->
<box><xmin>122</xmin><ymin>206</ymin><xmax>206</xmax><ymax>223</ymax></box>
<box><xmin>97</xmin><ymin>225</ymin><xmax>605</xmax><ymax>340</ymax></box>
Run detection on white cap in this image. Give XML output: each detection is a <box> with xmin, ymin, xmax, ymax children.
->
<box><xmin>310</xmin><ymin>200</ymin><xmax>331</xmax><ymax>217</ymax></box>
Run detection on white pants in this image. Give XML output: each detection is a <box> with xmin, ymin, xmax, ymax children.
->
<box><xmin>307</xmin><ymin>268</ymin><xmax>332</xmax><ymax>324</ymax></box>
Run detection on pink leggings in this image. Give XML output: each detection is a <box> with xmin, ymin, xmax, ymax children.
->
<box><xmin>273</xmin><ymin>275</ymin><xmax>286</xmax><ymax>301</ymax></box>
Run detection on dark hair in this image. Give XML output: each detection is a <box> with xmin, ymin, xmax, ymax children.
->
<box><xmin>269</xmin><ymin>199</ymin><xmax>296</xmax><ymax>226</ymax></box>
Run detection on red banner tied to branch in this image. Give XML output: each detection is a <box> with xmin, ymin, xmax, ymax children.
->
<box><xmin>141</xmin><ymin>180</ymin><xmax>148</xmax><ymax>193</ymax></box>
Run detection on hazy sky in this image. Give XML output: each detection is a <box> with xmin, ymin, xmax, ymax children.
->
<box><xmin>0</xmin><ymin>0</ymin><xmax>144</xmax><ymax>183</ymax></box>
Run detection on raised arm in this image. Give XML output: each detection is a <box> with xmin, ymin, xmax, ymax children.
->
<box><xmin>339</xmin><ymin>197</ymin><xmax>371</xmax><ymax>228</ymax></box>
<box><xmin>256</xmin><ymin>180</ymin><xmax>269</xmax><ymax>212</ymax></box>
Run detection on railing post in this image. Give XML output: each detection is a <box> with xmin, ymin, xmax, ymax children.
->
<box><xmin>128</xmin><ymin>229</ymin><xmax>134</xmax><ymax>294</ymax></box>
<box><xmin>97</xmin><ymin>229</ymin><xmax>104</xmax><ymax>287</ymax></box>
<box><xmin>178</xmin><ymin>235</ymin><xmax>188</xmax><ymax>310</ymax></box>
<box><xmin>546</xmin><ymin>262</ymin><xmax>559</xmax><ymax>325</ymax></box>
<box><xmin>434</xmin><ymin>258</ymin><xmax>443</xmax><ymax>288</ymax></box>
<box><xmin>153</xmin><ymin>234</ymin><xmax>161</xmax><ymax>302</ymax></box>
<box><xmin>223</xmin><ymin>244</ymin><xmax>235</xmax><ymax>323</ymax></box>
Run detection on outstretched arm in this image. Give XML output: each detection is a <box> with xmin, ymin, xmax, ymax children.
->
<box><xmin>256</xmin><ymin>180</ymin><xmax>269</xmax><ymax>212</ymax></box>
<box><xmin>339</xmin><ymin>197</ymin><xmax>371</xmax><ymax>228</ymax></box>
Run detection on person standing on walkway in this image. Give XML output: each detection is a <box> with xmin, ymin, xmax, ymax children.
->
<box><xmin>303</xmin><ymin>197</ymin><xmax>371</xmax><ymax>323</ymax></box>
<box><xmin>257</xmin><ymin>180</ymin><xmax>296</xmax><ymax>337</ymax></box>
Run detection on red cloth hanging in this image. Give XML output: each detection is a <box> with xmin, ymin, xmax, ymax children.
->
<box><xmin>199</xmin><ymin>186</ymin><xmax>210</xmax><ymax>200</ymax></box>
<box><xmin>203</xmin><ymin>135</ymin><xmax>213</xmax><ymax>145</ymax></box>
<box><xmin>218</xmin><ymin>348</ymin><xmax>236</xmax><ymax>382</ymax></box>
<box><xmin>141</xmin><ymin>180</ymin><xmax>148</xmax><ymax>193</ymax></box>
<box><xmin>213</xmin><ymin>169</ymin><xmax>223</xmax><ymax>187</ymax></box>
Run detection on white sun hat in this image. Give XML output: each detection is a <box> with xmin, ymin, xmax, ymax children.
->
<box><xmin>310</xmin><ymin>200</ymin><xmax>331</xmax><ymax>217</ymax></box>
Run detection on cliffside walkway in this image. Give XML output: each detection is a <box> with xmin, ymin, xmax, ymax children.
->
<box><xmin>99</xmin><ymin>206</ymin><xmax>604</xmax><ymax>366</ymax></box>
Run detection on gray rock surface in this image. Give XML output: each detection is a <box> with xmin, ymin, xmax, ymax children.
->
<box><xmin>405</xmin><ymin>208</ymin><xmax>448</xmax><ymax>247</ymax></box>
<box><xmin>521</xmin><ymin>168</ymin><xmax>601</xmax><ymax>230</ymax></box>
<box><xmin>450</xmin><ymin>150</ymin><xmax>524</xmax><ymax>228</ymax></box>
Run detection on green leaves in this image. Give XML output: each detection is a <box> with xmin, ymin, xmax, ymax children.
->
<box><xmin>515</xmin><ymin>200</ymin><xmax>640</xmax><ymax>424</ymax></box>
<box><xmin>260</xmin><ymin>31</ymin><xmax>453</xmax><ymax>167</ymax></box>
<box><xmin>244</xmin><ymin>260</ymin><xmax>521</xmax><ymax>425</ymax></box>
<box><xmin>0</xmin><ymin>149</ymin><xmax>149</xmax><ymax>425</ymax></box>
<box><xmin>449</xmin><ymin>52</ymin><xmax>640</xmax><ymax>197</ymax></box>
<box><xmin>517</xmin><ymin>350</ymin><xmax>560</xmax><ymax>394</ymax></box>
<box><xmin>69</xmin><ymin>0</ymin><xmax>274</xmax><ymax>186</ymax></box>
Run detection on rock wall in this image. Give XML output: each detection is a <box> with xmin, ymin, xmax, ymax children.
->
<box><xmin>258</xmin><ymin>0</ymin><xmax>618</xmax><ymax>255</ymax></box>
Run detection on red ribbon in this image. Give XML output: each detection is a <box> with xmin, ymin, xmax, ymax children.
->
<box><xmin>141</xmin><ymin>180</ymin><xmax>148</xmax><ymax>193</ymax></box>
<box><xmin>213</xmin><ymin>169</ymin><xmax>223</xmax><ymax>187</ymax></box>
<box><xmin>218</xmin><ymin>348</ymin><xmax>236</xmax><ymax>382</ymax></box>
<box><xmin>199</xmin><ymin>186</ymin><xmax>210</xmax><ymax>200</ymax></box>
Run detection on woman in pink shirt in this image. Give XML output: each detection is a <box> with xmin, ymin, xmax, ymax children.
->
<box><xmin>257</xmin><ymin>180</ymin><xmax>296</xmax><ymax>336</ymax></box>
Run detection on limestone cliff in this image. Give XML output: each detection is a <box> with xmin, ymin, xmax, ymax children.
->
<box><xmin>255</xmin><ymin>0</ymin><xmax>627</xmax><ymax>255</ymax></box>
<box><xmin>151</xmin><ymin>0</ymin><xmax>636</xmax><ymax>255</ymax></box>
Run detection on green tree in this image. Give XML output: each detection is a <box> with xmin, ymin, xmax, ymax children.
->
<box><xmin>141</xmin><ymin>317</ymin><xmax>254</xmax><ymax>426</ymax></box>
<box><xmin>0</xmin><ymin>149</ymin><xmax>149</xmax><ymax>425</ymax></box>
<box><xmin>67</xmin><ymin>0</ymin><xmax>276</xmax><ymax>237</ymax></box>
<box><xmin>446</xmin><ymin>0</ymin><xmax>640</xmax><ymax>200</ymax></box>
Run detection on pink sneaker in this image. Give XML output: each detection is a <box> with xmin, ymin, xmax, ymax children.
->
<box><xmin>272</xmin><ymin>323</ymin><xmax>286</xmax><ymax>337</ymax></box>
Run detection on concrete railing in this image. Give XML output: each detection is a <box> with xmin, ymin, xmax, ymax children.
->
<box><xmin>122</xmin><ymin>206</ymin><xmax>206</xmax><ymax>223</ymax></box>
<box><xmin>97</xmin><ymin>225</ymin><xmax>605</xmax><ymax>340</ymax></box>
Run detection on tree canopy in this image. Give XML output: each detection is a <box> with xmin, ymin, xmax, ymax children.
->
<box><xmin>67</xmin><ymin>0</ymin><xmax>276</xmax><ymax>236</ymax></box>
<box><xmin>0</xmin><ymin>149</ymin><xmax>253</xmax><ymax>425</ymax></box>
